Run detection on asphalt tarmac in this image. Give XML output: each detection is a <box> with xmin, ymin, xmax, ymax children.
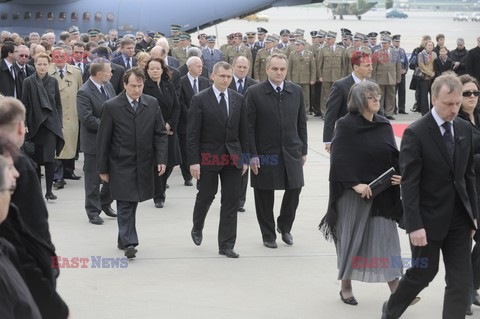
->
<box><xmin>45</xmin><ymin>6</ymin><xmax>480</xmax><ymax>319</ymax></box>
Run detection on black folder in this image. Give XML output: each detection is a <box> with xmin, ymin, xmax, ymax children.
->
<box><xmin>368</xmin><ymin>167</ymin><xmax>398</xmax><ymax>198</ymax></box>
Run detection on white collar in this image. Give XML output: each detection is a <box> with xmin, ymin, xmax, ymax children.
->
<box><xmin>126</xmin><ymin>94</ymin><xmax>139</xmax><ymax>105</ymax></box>
<box><xmin>89</xmin><ymin>77</ymin><xmax>104</xmax><ymax>91</ymax></box>
<box><xmin>432</xmin><ymin>107</ymin><xmax>454</xmax><ymax>136</ymax></box>
<box><xmin>4</xmin><ymin>59</ymin><xmax>13</xmax><ymax>69</ymax></box>
<box><xmin>56</xmin><ymin>66</ymin><xmax>67</xmax><ymax>74</ymax></box>
<box><xmin>268</xmin><ymin>80</ymin><xmax>284</xmax><ymax>92</ymax></box>
<box><xmin>212</xmin><ymin>84</ymin><xmax>228</xmax><ymax>100</ymax></box>
<box><xmin>351</xmin><ymin>72</ymin><xmax>363</xmax><ymax>84</ymax></box>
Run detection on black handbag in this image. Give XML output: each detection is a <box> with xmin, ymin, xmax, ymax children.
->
<box><xmin>413</xmin><ymin>67</ymin><xmax>425</xmax><ymax>80</ymax></box>
<box><xmin>21</xmin><ymin>140</ymin><xmax>35</xmax><ymax>158</ymax></box>
<box><xmin>368</xmin><ymin>167</ymin><xmax>397</xmax><ymax>198</ymax></box>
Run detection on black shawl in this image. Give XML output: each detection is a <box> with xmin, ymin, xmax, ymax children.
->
<box><xmin>319</xmin><ymin>112</ymin><xmax>403</xmax><ymax>241</ymax></box>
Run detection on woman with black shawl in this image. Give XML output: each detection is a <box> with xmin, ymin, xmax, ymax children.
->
<box><xmin>21</xmin><ymin>53</ymin><xmax>64</xmax><ymax>201</ymax></box>
<box><xmin>319</xmin><ymin>81</ymin><xmax>404</xmax><ymax>306</ymax></box>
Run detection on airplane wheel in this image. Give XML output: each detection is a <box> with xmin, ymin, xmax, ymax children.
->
<box><xmin>340</xmin><ymin>15</ymin><xmax>344</xmax><ymax>20</ymax></box>
<box><xmin>357</xmin><ymin>15</ymin><xmax>362</xmax><ymax>20</ymax></box>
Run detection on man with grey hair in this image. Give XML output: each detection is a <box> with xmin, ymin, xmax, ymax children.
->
<box><xmin>28</xmin><ymin>32</ymin><xmax>40</xmax><ymax>45</ymax></box>
<box><xmin>466</xmin><ymin>36</ymin><xmax>480</xmax><ymax>81</ymax></box>
<box><xmin>27</xmin><ymin>44</ymin><xmax>45</xmax><ymax>67</ymax></box>
<box><xmin>450</xmin><ymin>37</ymin><xmax>469</xmax><ymax>76</ymax></box>
<box><xmin>0</xmin><ymin>31</ymin><xmax>11</xmax><ymax>42</ymax></box>
<box><xmin>246</xmin><ymin>53</ymin><xmax>307</xmax><ymax>249</ymax></box>
<box><xmin>178</xmin><ymin>47</ymin><xmax>209</xmax><ymax>78</ymax></box>
<box><xmin>14</xmin><ymin>45</ymin><xmax>35</xmax><ymax>97</ymax></box>
<box><xmin>382</xmin><ymin>73</ymin><xmax>478</xmax><ymax>319</ymax></box>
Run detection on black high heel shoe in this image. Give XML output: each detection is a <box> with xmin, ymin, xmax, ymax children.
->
<box><xmin>45</xmin><ymin>192</ymin><xmax>57</xmax><ymax>201</ymax></box>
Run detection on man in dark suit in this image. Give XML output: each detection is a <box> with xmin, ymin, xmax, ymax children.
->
<box><xmin>228</xmin><ymin>56</ymin><xmax>256</xmax><ymax>212</ymax></box>
<box><xmin>70</xmin><ymin>42</ymin><xmax>88</xmax><ymax>76</ymax></box>
<box><xmin>0</xmin><ymin>42</ymin><xmax>19</xmax><ymax>98</ymax></box>
<box><xmin>83</xmin><ymin>46</ymin><xmax>125</xmax><ymax>95</ymax></box>
<box><xmin>178</xmin><ymin>57</ymin><xmax>210</xmax><ymax>186</ymax></box>
<box><xmin>77</xmin><ymin>61</ymin><xmax>117</xmax><ymax>225</ymax></box>
<box><xmin>245</xmin><ymin>53</ymin><xmax>308</xmax><ymax>249</ymax></box>
<box><xmin>14</xmin><ymin>45</ymin><xmax>35</xmax><ymax>99</ymax></box>
<box><xmin>111</xmin><ymin>38</ymin><xmax>137</xmax><ymax>70</ymax></box>
<box><xmin>323</xmin><ymin>52</ymin><xmax>372</xmax><ymax>152</ymax></box>
<box><xmin>187</xmin><ymin>61</ymin><xmax>248</xmax><ymax>258</ymax></box>
<box><xmin>382</xmin><ymin>74</ymin><xmax>478</xmax><ymax>319</ymax></box>
<box><xmin>97</xmin><ymin>68</ymin><xmax>168</xmax><ymax>258</ymax></box>
<box><xmin>178</xmin><ymin>47</ymin><xmax>210</xmax><ymax>79</ymax></box>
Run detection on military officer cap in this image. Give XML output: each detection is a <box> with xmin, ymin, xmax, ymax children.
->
<box><xmin>368</xmin><ymin>32</ymin><xmax>378</xmax><ymax>39</ymax></box>
<box><xmin>197</xmin><ymin>33</ymin><xmax>207</xmax><ymax>39</ymax></box>
<box><xmin>310</xmin><ymin>31</ymin><xmax>318</xmax><ymax>37</ymax></box>
<box><xmin>381</xmin><ymin>35</ymin><xmax>392</xmax><ymax>42</ymax></box>
<box><xmin>392</xmin><ymin>34</ymin><xmax>401</xmax><ymax>42</ymax></box>
<box><xmin>294</xmin><ymin>28</ymin><xmax>305</xmax><ymax>36</ymax></box>
<box><xmin>272</xmin><ymin>34</ymin><xmax>281</xmax><ymax>41</ymax></box>
<box><xmin>234</xmin><ymin>32</ymin><xmax>243</xmax><ymax>38</ymax></box>
<box><xmin>68</xmin><ymin>26</ymin><xmax>80</xmax><ymax>34</ymax></box>
<box><xmin>289</xmin><ymin>34</ymin><xmax>296</xmax><ymax>41</ymax></box>
<box><xmin>88</xmin><ymin>28</ymin><xmax>100</xmax><ymax>36</ymax></box>
<box><xmin>326</xmin><ymin>31</ymin><xmax>337</xmax><ymax>39</ymax></box>
<box><xmin>172</xmin><ymin>37</ymin><xmax>180</xmax><ymax>43</ymax></box>
<box><xmin>207</xmin><ymin>35</ymin><xmax>216</xmax><ymax>42</ymax></box>
<box><xmin>353</xmin><ymin>32</ymin><xmax>366</xmax><ymax>41</ymax></box>
<box><xmin>257</xmin><ymin>27</ymin><xmax>268</xmax><ymax>35</ymax></box>
<box><xmin>265</xmin><ymin>35</ymin><xmax>275</xmax><ymax>43</ymax></box>
<box><xmin>147</xmin><ymin>31</ymin><xmax>155</xmax><ymax>38</ymax></box>
<box><xmin>171</xmin><ymin>24</ymin><xmax>181</xmax><ymax>32</ymax></box>
<box><xmin>179</xmin><ymin>34</ymin><xmax>190</xmax><ymax>40</ymax></box>
<box><xmin>280</xmin><ymin>29</ymin><xmax>290</xmax><ymax>36</ymax></box>
<box><xmin>317</xmin><ymin>29</ymin><xmax>327</xmax><ymax>38</ymax></box>
<box><xmin>379</xmin><ymin>30</ymin><xmax>391</xmax><ymax>36</ymax></box>
<box><xmin>341</xmin><ymin>28</ymin><xmax>352</xmax><ymax>35</ymax></box>
<box><xmin>227</xmin><ymin>33</ymin><xmax>234</xmax><ymax>40</ymax></box>
<box><xmin>246</xmin><ymin>32</ymin><xmax>257</xmax><ymax>38</ymax></box>
<box><xmin>295</xmin><ymin>39</ymin><xmax>306</xmax><ymax>45</ymax></box>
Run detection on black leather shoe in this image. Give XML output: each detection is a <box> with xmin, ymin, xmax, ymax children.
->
<box><xmin>277</xmin><ymin>227</ymin><xmax>293</xmax><ymax>245</ymax></box>
<box><xmin>64</xmin><ymin>172</ymin><xmax>81</xmax><ymax>180</ymax></box>
<box><xmin>313</xmin><ymin>113</ymin><xmax>322</xmax><ymax>117</ymax></box>
<box><xmin>191</xmin><ymin>229</ymin><xmax>202</xmax><ymax>246</ymax></box>
<box><xmin>184</xmin><ymin>180</ymin><xmax>193</xmax><ymax>186</ymax></box>
<box><xmin>53</xmin><ymin>180</ymin><xmax>65</xmax><ymax>189</ymax></box>
<box><xmin>155</xmin><ymin>201</ymin><xmax>164</xmax><ymax>208</ymax></box>
<box><xmin>386</xmin><ymin>116</ymin><xmax>396</xmax><ymax>120</ymax></box>
<box><xmin>238</xmin><ymin>207</ymin><xmax>245</xmax><ymax>212</ymax></box>
<box><xmin>473</xmin><ymin>291</ymin><xmax>480</xmax><ymax>306</ymax></box>
<box><xmin>263</xmin><ymin>241</ymin><xmax>277</xmax><ymax>249</ymax></box>
<box><xmin>45</xmin><ymin>192</ymin><xmax>57</xmax><ymax>201</ymax></box>
<box><xmin>340</xmin><ymin>291</ymin><xmax>358</xmax><ymax>306</ymax></box>
<box><xmin>124</xmin><ymin>246</ymin><xmax>137</xmax><ymax>259</ymax></box>
<box><xmin>399</xmin><ymin>111</ymin><xmax>409</xmax><ymax>114</ymax></box>
<box><xmin>117</xmin><ymin>243</ymin><xmax>124</xmax><ymax>250</ymax></box>
<box><xmin>466</xmin><ymin>306</ymin><xmax>473</xmax><ymax>316</ymax></box>
<box><xmin>219</xmin><ymin>248</ymin><xmax>239</xmax><ymax>258</ymax></box>
<box><xmin>102</xmin><ymin>206</ymin><xmax>117</xmax><ymax>217</ymax></box>
<box><xmin>89</xmin><ymin>216</ymin><xmax>104</xmax><ymax>225</ymax></box>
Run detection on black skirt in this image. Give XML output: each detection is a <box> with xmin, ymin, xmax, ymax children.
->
<box><xmin>31</xmin><ymin>125</ymin><xmax>58</xmax><ymax>164</ymax></box>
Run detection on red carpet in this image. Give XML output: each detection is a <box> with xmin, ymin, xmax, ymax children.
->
<box><xmin>392</xmin><ymin>124</ymin><xmax>409</xmax><ymax>139</ymax></box>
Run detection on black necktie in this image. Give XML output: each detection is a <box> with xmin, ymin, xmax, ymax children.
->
<box><xmin>238</xmin><ymin>79</ymin><xmax>244</xmax><ymax>94</ymax></box>
<box><xmin>10</xmin><ymin>66</ymin><xmax>15</xmax><ymax>79</ymax></box>
<box><xmin>126</xmin><ymin>58</ymin><xmax>131</xmax><ymax>69</ymax></box>
<box><xmin>219</xmin><ymin>92</ymin><xmax>228</xmax><ymax>118</ymax></box>
<box><xmin>442</xmin><ymin>121</ymin><xmax>455</xmax><ymax>163</ymax></box>
<box><xmin>100</xmin><ymin>86</ymin><xmax>108</xmax><ymax>99</ymax></box>
<box><xmin>276</xmin><ymin>86</ymin><xmax>282</xmax><ymax>96</ymax></box>
<box><xmin>193</xmin><ymin>79</ymin><xmax>198</xmax><ymax>94</ymax></box>
<box><xmin>59</xmin><ymin>69</ymin><xmax>64</xmax><ymax>79</ymax></box>
<box><xmin>211</xmin><ymin>50</ymin><xmax>214</xmax><ymax>57</ymax></box>
<box><xmin>77</xmin><ymin>62</ymin><xmax>82</xmax><ymax>73</ymax></box>
<box><xmin>131</xmin><ymin>100</ymin><xmax>138</xmax><ymax>111</ymax></box>
<box><xmin>19</xmin><ymin>67</ymin><xmax>25</xmax><ymax>78</ymax></box>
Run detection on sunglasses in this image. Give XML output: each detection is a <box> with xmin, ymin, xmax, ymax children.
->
<box><xmin>19</xmin><ymin>54</ymin><xmax>29</xmax><ymax>58</ymax></box>
<box><xmin>463</xmin><ymin>91</ymin><xmax>480</xmax><ymax>97</ymax></box>
<box><xmin>366</xmin><ymin>95</ymin><xmax>381</xmax><ymax>101</ymax></box>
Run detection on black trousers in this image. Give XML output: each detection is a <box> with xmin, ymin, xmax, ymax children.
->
<box><xmin>418</xmin><ymin>79</ymin><xmax>431</xmax><ymax>116</ymax></box>
<box><xmin>178</xmin><ymin>134</ymin><xmax>192</xmax><ymax>182</ymax></box>
<box><xmin>117</xmin><ymin>201</ymin><xmax>139</xmax><ymax>248</ymax></box>
<box><xmin>253</xmin><ymin>187</ymin><xmax>301</xmax><ymax>242</ymax></box>
<box><xmin>153</xmin><ymin>165</ymin><xmax>174</xmax><ymax>203</ymax></box>
<box><xmin>385</xmin><ymin>209</ymin><xmax>472</xmax><ymax>319</ymax></box>
<box><xmin>53</xmin><ymin>158</ymin><xmax>75</xmax><ymax>181</ymax></box>
<box><xmin>396</xmin><ymin>74</ymin><xmax>406</xmax><ymax>112</ymax></box>
<box><xmin>239</xmin><ymin>170</ymin><xmax>248</xmax><ymax>209</ymax></box>
<box><xmin>311</xmin><ymin>81</ymin><xmax>322</xmax><ymax>115</ymax></box>
<box><xmin>192</xmin><ymin>165</ymin><xmax>242</xmax><ymax>249</ymax></box>
<box><xmin>84</xmin><ymin>154</ymin><xmax>112</xmax><ymax>219</ymax></box>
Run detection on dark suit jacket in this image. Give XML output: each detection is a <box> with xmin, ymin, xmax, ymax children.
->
<box><xmin>228</xmin><ymin>76</ymin><xmax>257</xmax><ymax>95</ymax></box>
<box><xmin>0</xmin><ymin>59</ymin><xmax>17</xmax><ymax>97</ymax></box>
<box><xmin>168</xmin><ymin>65</ymin><xmax>181</xmax><ymax>96</ymax></box>
<box><xmin>111</xmin><ymin>55</ymin><xmax>137</xmax><ymax>69</ymax></box>
<box><xmin>167</xmin><ymin>56</ymin><xmax>180</xmax><ymax>69</ymax></box>
<box><xmin>83</xmin><ymin>63</ymin><xmax>125</xmax><ymax>95</ymax></box>
<box><xmin>178</xmin><ymin>74</ymin><xmax>210</xmax><ymax>135</ymax></box>
<box><xmin>13</xmin><ymin>63</ymin><xmax>36</xmax><ymax>99</ymax></box>
<box><xmin>323</xmin><ymin>74</ymin><xmax>355</xmax><ymax>143</ymax></box>
<box><xmin>186</xmin><ymin>87</ymin><xmax>249</xmax><ymax>170</ymax></box>
<box><xmin>246</xmin><ymin>81</ymin><xmax>308</xmax><ymax>190</ymax></box>
<box><xmin>400</xmin><ymin>112</ymin><xmax>478</xmax><ymax>240</ymax></box>
<box><xmin>97</xmin><ymin>92</ymin><xmax>168</xmax><ymax>202</ymax></box>
<box><xmin>178</xmin><ymin>64</ymin><xmax>210</xmax><ymax>79</ymax></box>
<box><xmin>77</xmin><ymin>79</ymin><xmax>116</xmax><ymax>154</ymax></box>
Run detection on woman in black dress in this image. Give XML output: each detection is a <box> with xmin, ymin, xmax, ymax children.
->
<box><xmin>457</xmin><ymin>74</ymin><xmax>480</xmax><ymax>315</ymax></box>
<box><xmin>21</xmin><ymin>53</ymin><xmax>64</xmax><ymax>200</ymax></box>
<box><xmin>433</xmin><ymin>46</ymin><xmax>453</xmax><ymax>80</ymax></box>
<box><xmin>143</xmin><ymin>58</ymin><xmax>182</xmax><ymax>208</ymax></box>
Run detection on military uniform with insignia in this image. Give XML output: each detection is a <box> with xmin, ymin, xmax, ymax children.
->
<box><xmin>392</xmin><ymin>34</ymin><xmax>409</xmax><ymax>114</ymax></box>
<box><xmin>172</xmin><ymin>34</ymin><xmax>191</xmax><ymax>66</ymax></box>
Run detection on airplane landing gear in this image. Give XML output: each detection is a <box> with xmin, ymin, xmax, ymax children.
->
<box><xmin>333</xmin><ymin>15</ymin><xmax>336</xmax><ymax>19</ymax></box>
<box><xmin>340</xmin><ymin>14</ymin><xmax>344</xmax><ymax>20</ymax></box>
<box><xmin>357</xmin><ymin>15</ymin><xmax>362</xmax><ymax>20</ymax></box>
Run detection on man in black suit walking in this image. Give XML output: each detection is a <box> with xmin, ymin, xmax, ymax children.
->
<box><xmin>246</xmin><ymin>53</ymin><xmax>308</xmax><ymax>249</ymax></box>
<box><xmin>14</xmin><ymin>45</ymin><xmax>35</xmax><ymax>98</ymax></box>
<box><xmin>77</xmin><ymin>61</ymin><xmax>117</xmax><ymax>225</ymax></box>
<box><xmin>228</xmin><ymin>56</ymin><xmax>256</xmax><ymax>213</ymax></box>
<box><xmin>83</xmin><ymin>46</ymin><xmax>125</xmax><ymax>95</ymax></box>
<box><xmin>382</xmin><ymin>73</ymin><xmax>478</xmax><ymax>319</ymax></box>
<box><xmin>187</xmin><ymin>61</ymin><xmax>248</xmax><ymax>258</ymax></box>
<box><xmin>323</xmin><ymin>52</ymin><xmax>372</xmax><ymax>152</ymax></box>
<box><xmin>0</xmin><ymin>42</ymin><xmax>19</xmax><ymax>98</ymax></box>
<box><xmin>178</xmin><ymin>56</ymin><xmax>210</xmax><ymax>186</ymax></box>
<box><xmin>111</xmin><ymin>38</ymin><xmax>137</xmax><ymax>70</ymax></box>
<box><xmin>97</xmin><ymin>68</ymin><xmax>168</xmax><ymax>258</ymax></box>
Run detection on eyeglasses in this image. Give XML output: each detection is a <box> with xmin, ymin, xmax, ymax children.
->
<box><xmin>136</xmin><ymin>37</ymin><xmax>142</xmax><ymax>40</ymax></box>
<box><xmin>18</xmin><ymin>54</ymin><xmax>29</xmax><ymax>58</ymax></box>
<box><xmin>366</xmin><ymin>94</ymin><xmax>381</xmax><ymax>101</ymax></box>
<box><xmin>463</xmin><ymin>91</ymin><xmax>480</xmax><ymax>97</ymax></box>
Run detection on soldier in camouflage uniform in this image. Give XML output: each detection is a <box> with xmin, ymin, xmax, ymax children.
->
<box><xmin>287</xmin><ymin>39</ymin><xmax>317</xmax><ymax>114</ymax></box>
<box><xmin>317</xmin><ymin>31</ymin><xmax>345</xmax><ymax>116</ymax></box>
<box><xmin>167</xmin><ymin>24</ymin><xmax>181</xmax><ymax>50</ymax></box>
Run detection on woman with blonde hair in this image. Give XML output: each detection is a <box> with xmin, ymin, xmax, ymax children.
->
<box><xmin>136</xmin><ymin>51</ymin><xmax>151</xmax><ymax>70</ymax></box>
